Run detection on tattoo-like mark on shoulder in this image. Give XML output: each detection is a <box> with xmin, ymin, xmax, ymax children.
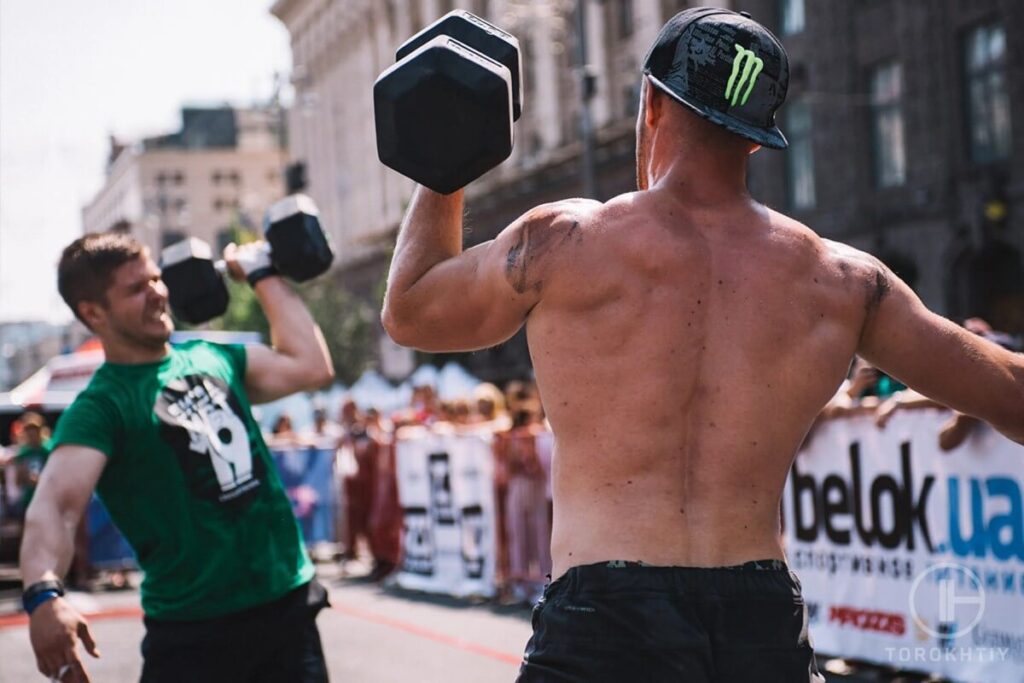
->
<box><xmin>505</xmin><ymin>218</ymin><xmax>582</xmax><ymax>295</ymax></box>
<box><xmin>865</xmin><ymin>267</ymin><xmax>891</xmax><ymax>314</ymax></box>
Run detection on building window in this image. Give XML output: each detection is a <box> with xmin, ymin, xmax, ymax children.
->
<box><xmin>965</xmin><ymin>23</ymin><xmax>1011</xmax><ymax>163</ymax></box>
<box><xmin>870</xmin><ymin>63</ymin><xmax>906</xmax><ymax>187</ymax></box>
<box><xmin>785</xmin><ymin>99</ymin><xmax>816</xmax><ymax>210</ymax></box>
<box><xmin>780</xmin><ymin>0</ymin><xmax>805</xmax><ymax>36</ymax></box>
<box><xmin>228</xmin><ymin>170</ymin><xmax>241</xmax><ymax>185</ymax></box>
<box><xmin>212</xmin><ymin>170</ymin><xmax>223</xmax><ymax>184</ymax></box>
<box><xmin>617</xmin><ymin>0</ymin><xmax>634</xmax><ymax>39</ymax></box>
<box><xmin>173</xmin><ymin>171</ymin><xmax>185</xmax><ymax>185</ymax></box>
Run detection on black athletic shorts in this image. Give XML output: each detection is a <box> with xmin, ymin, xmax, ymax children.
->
<box><xmin>517</xmin><ymin>560</ymin><xmax>824</xmax><ymax>682</ymax></box>
<box><xmin>140</xmin><ymin>579</ymin><xmax>330</xmax><ymax>683</ymax></box>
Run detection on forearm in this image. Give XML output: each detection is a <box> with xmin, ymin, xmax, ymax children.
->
<box><xmin>253</xmin><ymin>277</ymin><xmax>332</xmax><ymax>379</ymax></box>
<box><xmin>20</xmin><ymin>497</ymin><xmax>79</xmax><ymax>587</ymax></box>
<box><xmin>386</xmin><ymin>187</ymin><xmax>465</xmax><ymax>307</ymax></box>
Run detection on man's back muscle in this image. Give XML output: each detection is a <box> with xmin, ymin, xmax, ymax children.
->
<box><xmin>526</xmin><ymin>192</ymin><xmax>887</xmax><ymax>577</ymax></box>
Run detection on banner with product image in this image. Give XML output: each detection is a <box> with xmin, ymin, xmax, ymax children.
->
<box><xmin>785</xmin><ymin>410</ymin><xmax>1024</xmax><ymax>682</ymax></box>
<box><xmin>394</xmin><ymin>431</ymin><xmax>497</xmax><ymax>597</ymax></box>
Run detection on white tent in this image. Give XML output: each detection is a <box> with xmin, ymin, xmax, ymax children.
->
<box><xmin>408</xmin><ymin>364</ymin><xmax>439</xmax><ymax>388</ymax></box>
<box><xmin>349</xmin><ymin>369</ymin><xmax>407</xmax><ymax>412</ymax></box>
<box><xmin>436</xmin><ymin>362</ymin><xmax>481</xmax><ymax>401</ymax></box>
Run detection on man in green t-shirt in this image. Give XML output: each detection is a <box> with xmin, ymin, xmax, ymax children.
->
<box><xmin>20</xmin><ymin>232</ymin><xmax>335</xmax><ymax>683</ymax></box>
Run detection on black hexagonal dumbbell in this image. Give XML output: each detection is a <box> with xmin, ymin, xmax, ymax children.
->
<box><xmin>374</xmin><ymin>11</ymin><xmax>522</xmax><ymax>195</ymax></box>
<box><xmin>160</xmin><ymin>193</ymin><xmax>334</xmax><ymax>324</ymax></box>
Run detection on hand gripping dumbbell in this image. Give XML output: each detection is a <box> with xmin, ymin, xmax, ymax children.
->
<box><xmin>373</xmin><ymin>11</ymin><xmax>523</xmax><ymax>194</ymax></box>
<box><xmin>160</xmin><ymin>194</ymin><xmax>334</xmax><ymax>324</ymax></box>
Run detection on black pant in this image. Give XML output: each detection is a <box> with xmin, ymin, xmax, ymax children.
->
<box><xmin>517</xmin><ymin>560</ymin><xmax>824</xmax><ymax>683</ymax></box>
<box><xmin>140</xmin><ymin>580</ymin><xmax>330</xmax><ymax>683</ymax></box>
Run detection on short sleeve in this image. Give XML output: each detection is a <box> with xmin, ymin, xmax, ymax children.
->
<box><xmin>51</xmin><ymin>393</ymin><xmax>120</xmax><ymax>459</ymax></box>
<box><xmin>217</xmin><ymin>343</ymin><xmax>248</xmax><ymax>381</ymax></box>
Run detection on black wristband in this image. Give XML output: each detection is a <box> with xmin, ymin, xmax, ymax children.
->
<box><xmin>22</xmin><ymin>579</ymin><xmax>65</xmax><ymax>613</ymax></box>
<box><xmin>246</xmin><ymin>264</ymin><xmax>279</xmax><ymax>287</ymax></box>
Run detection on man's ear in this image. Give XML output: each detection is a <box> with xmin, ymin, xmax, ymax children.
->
<box><xmin>643</xmin><ymin>76</ymin><xmax>660</xmax><ymax>127</ymax></box>
<box><xmin>77</xmin><ymin>300</ymin><xmax>105</xmax><ymax>330</ymax></box>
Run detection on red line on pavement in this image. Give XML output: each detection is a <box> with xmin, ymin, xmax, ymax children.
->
<box><xmin>330</xmin><ymin>602</ymin><xmax>522</xmax><ymax>666</ymax></box>
<box><xmin>1</xmin><ymin>601</ymin><xmax>524</xmax><ymax>668</ymax></box>
<box><xmin>0</xmin><ymin>606</ymin><xmax>143</xmax><ymax>629</ymax></box>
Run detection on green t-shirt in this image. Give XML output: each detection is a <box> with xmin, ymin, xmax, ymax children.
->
<box><xmin>51</xmin><ymin>340</ymin><xmax>313</xmax><ymax>620</ymax></box>
<box><xmin>15</xmin><ymin>442</ymin><xmax>50</xmax><ymax>507</ymax></box>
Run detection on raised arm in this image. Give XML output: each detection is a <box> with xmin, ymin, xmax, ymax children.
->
<box><xmin>223</xmin><ymin>244</ymin><xmax>335</xmax><ymax>404</ymax></box>
<box><xmin>857</xmin><ymin>262</ymin><xmax>1024</xmax><ymax>445</ymax></box>
<box><xmin>381</xmin><ymin>186</ymin><xmax>595</xmax><ymax>352</ymax></box>
<box><xmin>21</xmin><ymin>446</ymin><xmax>107</xmax><ymax>681</ymax></box>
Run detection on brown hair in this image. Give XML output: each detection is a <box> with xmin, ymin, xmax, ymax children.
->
<box><xmin>57</xmin><ymin>232</ymin><xmax>145</xmax><ymax>326</ymax></box>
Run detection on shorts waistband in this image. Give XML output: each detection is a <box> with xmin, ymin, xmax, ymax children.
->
<box><xmin>600</xmin><ymin>558</ymin><xmax>789</xmax><ymax>571</ymax></box>
<box><xmin>545</xmin><ymin>559</ymin><xmax>798</xmax><ymax>600</ymax></box>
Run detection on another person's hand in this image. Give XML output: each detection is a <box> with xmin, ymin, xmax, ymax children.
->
<box><xmin>29</xmin><ymin>597</ymin><xmax>100</xmax><ymax>683</ymax></box>
<box><xmin>847</xmin><ymin>359</ymin><xmax>879</xmax><ymax>399</ymax></box>
<box><xmin>939</xmin><ymin>412</ymin><xmax>980</xmax><ymax>452</ymax></box>
<box><xmin>875</xmin><ymin>395</ymin><xmax>900</xmax><ymax>428</ymax></box>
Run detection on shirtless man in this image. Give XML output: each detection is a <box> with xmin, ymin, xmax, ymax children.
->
<box><xmin>382</xmin><ymin>8</ymin><xmax>1024</xmax><ymax>681</ymax></box>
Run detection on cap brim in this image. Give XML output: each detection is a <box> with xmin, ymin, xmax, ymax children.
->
<box><xmin>647</xmin><ymin>75</ymin><xmax>788</xmax><ymax>150</ymax></box>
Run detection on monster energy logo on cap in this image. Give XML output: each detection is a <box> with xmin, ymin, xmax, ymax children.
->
<box><xmin>725</xmin><ymin>44</ymin><xmax>764</xmax><ymax>107</ymax></box>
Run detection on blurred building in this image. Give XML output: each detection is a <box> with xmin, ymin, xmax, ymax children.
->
<box><xmin>743</xmin><ymin>0</ymin><xmax>1023</xmax><ymax>335</ymax></box>
<box><xmin>0</xmin><ymin>321</ymin><xmax>90</xmax><ymax>391</ymax></box>
<box><xmin>272</xmin><ymin>0</ymin><xmax>1022</xmax><ymax>379</ymax></box>
<box><xmin>81</xmin><ymin>106</ymin><xmax>289</xmax><ymax>255</ymax></box>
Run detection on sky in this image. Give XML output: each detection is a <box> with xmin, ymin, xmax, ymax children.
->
<box><xmin>0</xmin><ymin>0</ymin><xmax>292</xmax><ymax>322</ymax></box>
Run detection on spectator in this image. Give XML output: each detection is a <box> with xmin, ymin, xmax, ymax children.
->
<box><xmin>365</xmin><ymin>408</ymin><xmax>401</xmax><ymax>582</ymax></box>
<box><xmin>472</xmin><ymin>383</ymin><xmax>511</xmax><ymax>430</ymax></box>
<box><xmin>502</xmin><ymin>400</ymin><xmax>551</xmax><ymax>603</ymax></box>
<box><xmin>341</xmin><ymin>410</ymin><xmax>394</xmax><ymax>577</ymax></box>
<box><xmin>12</xmin><ymin>413</ymin><xmax>51</xmax><ymax>521</ymax></box>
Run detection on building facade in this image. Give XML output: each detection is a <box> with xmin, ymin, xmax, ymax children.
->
<box><xmin>271</xmin><ymin>0</ymin><xmax>1022</xmax><ymax>379</ymax></box>
<box><xmin>742</xmin><ymin>0</ymin><xmax>1024</xmax><ymax>335</ymax></box>
<box><xmin>82</xmin><ymin>107</ymin><xmax>289</xmax><ymax>256</ymax></box>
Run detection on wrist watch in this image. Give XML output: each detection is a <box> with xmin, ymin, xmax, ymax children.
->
<box><xmin>22</xmin><ymin>579</ymin><xmax>65</xmax><ymax>615</ymax></box>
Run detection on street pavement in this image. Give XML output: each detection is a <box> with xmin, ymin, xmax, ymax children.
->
<box><xmin>0</xmin><ymin>566</ymin><xmax>935</xmax><ymax>683</ymax></box>
<box><xmin>0</xmin><ymin>566</ymin><xmax>530</xmax><ymax>683</ymax></box>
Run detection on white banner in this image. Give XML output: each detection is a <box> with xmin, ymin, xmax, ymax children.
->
<box><xmin>394</xmin><ymin>431</ymin><xmax>497</xmax><ymax>597</ymax></box>
<box><xmin>785</xmin><ymin>410</ymin><xmax>1024</xmax><ymax>682</ymax></box>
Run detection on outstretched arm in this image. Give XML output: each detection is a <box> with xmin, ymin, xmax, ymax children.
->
<box><xmin>382</xmin><ymin>186</ymin><xmax>593</xmax><ymax>352</ymax></box>
<box><xmin>857</xmin><ymin>263</ymin><xmax>1024</xmax><ymax>445</ymax></box>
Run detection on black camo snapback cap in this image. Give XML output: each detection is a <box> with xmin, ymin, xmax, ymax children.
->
<box><xmin>643</xmin><ymin>7</ymin><xmax>789</xmax><ymax>149</ymax></box>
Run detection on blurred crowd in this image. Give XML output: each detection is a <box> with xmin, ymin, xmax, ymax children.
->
<box><xmin>265</xmin><ymin>379</ymin><xmax>555</xmax><ymax>601</ymax></box>
<box><xmin>808</xmin><ymin>317</ymin><xmax>1022</xmax><ymax>451</ymax></box>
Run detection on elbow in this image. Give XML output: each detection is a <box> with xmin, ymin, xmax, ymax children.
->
<box><xmin>310</xmin><ymin>360</ymin><xmax>335</xmax><ymax>390</ymax></box>
<box><xmin>300</xmin><ymin>357</ymin><xmax>334</xmax><ymax>392</ymax></box>
<box><xmin>381</xmin><ymin>302</ymin><xmax>418</xmax><ymax>349</ymax></box>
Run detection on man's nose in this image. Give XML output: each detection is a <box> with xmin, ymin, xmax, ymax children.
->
<box><xmin>150</xmin><ymin>278</ymin><xmax>169</xmax><ymax>302</ymax></box>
